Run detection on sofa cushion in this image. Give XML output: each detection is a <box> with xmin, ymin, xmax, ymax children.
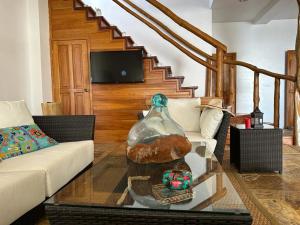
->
<box><xmin>0</xmin><ymin>171</ymin><xmax>45</xmax><ymax>225</ymax></box>
<box><xmin>199</xmin><ymin>108</ymin><xmax>223</xmax><ymax>139</ymax></box>
<box><xmin>185</xmin><ymin>131</ymin><xmax>217</xmax><ymax>156</ymax></box>
<box><xmin>168</xmin><ymin>98</ymin><xmax>201</xmax><ymax>132</ymax></box>
<box><xmin>0</xmin><ymin>140</ymin><xmax>94</xmax><ymax>196</ymax></box>
<box><xmin>0</xmin><ymin>101</ymin><xmax>34</xmax><ymax>129</ymax></box>
<box><xmin>0</xmin><ymin>124</ymin><xmax>58</xmax><ymax>160</ymax></box>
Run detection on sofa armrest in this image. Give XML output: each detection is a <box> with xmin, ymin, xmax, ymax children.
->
<box><xmin>213</xmin><ymin>111</ymin><xmax>231</xmax><ymax>164</ymax></box>
<box><xmin>32</xmin><ymin>115</ymin><xmax>95</xmax><ymax>142</ymax></box>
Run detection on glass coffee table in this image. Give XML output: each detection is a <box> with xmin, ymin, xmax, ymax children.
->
<box><xmin>45</xmin><ymin>143</ymin><xmax>252</xmax><ymax>225</ymax></box>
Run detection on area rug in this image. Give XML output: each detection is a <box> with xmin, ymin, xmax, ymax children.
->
<box><xmin>224</xmin><ymin>145</ymin><xmax>300</xmax><ymax>225</ymax></box>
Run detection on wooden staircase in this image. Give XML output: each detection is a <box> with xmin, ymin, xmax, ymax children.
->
<box><xmin>49</xmin><ymin>0</ymin><xmax>200</xmax><ymax>143</ymax></box>
<box><xmin>73</xmin><ymin>0</ymin><xmax>198</xmax><ymax>97</ymax></box>
<box><xmin>50</xmin><ymin>0</ymin><xmax>297</xmax><ymax>144</ymax></box>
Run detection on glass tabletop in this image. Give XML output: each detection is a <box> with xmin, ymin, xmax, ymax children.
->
<box><xmin>45</xmin><ymin>142</ymin><xmax>249</xmax><ymax>215</ymax></box>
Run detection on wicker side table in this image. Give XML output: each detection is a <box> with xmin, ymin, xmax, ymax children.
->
<box><xmin>230</xmin><ymin>124</ymin><xmax>282</xmax><ymax>173</ymax></box>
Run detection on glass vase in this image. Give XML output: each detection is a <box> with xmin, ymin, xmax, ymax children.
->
<box><xmin>127</xmin><ymin>93</ymin><xmax>191</xmax><ymax>164</ymax></box>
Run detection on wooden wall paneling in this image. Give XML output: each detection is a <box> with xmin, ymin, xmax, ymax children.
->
<box><xmin>285</xmin><ymin>50</ymin><xmax>297</xmax><ymax>129</ymax></box>
<box><xmin>49</xmin><ymin>0</ymin><xmax>197</xmax><ymax>143</ymax></box>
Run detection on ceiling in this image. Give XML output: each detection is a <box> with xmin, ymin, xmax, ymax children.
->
<box><xmin>212</xmin><ymin>0</ymin><xmax>298</xmax><ymax>24</ymax></box>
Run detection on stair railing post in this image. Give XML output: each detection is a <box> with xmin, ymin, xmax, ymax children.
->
<box><xmin>253</xmin><ymin>71</ymin><xmax>260</xmax><ymax>110</ymax></box>
<box><xmin>295</xmin><ymin>0</ymin><xmax>300</xmax><ymax>145</ymax></box>
<box><xmin>229</xmin><ymin>65</ymin><xmax>235</xmax><ymax>112</ymax></box>
<box><xmin>274</xmin><ymin>78</ymin><xmax>280</xmax><ymax>128</ymax></box>
<box><xmin>216</xmin><ymin>48</ymin><xmax>224</xmax><ymax>98</ymax></box>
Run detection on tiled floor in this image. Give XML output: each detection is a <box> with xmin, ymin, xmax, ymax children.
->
<box><xmin>224</xmin><ymin>145</ymin><xmax>300</xmax><ymax>225</ymax></box>
<box><xmin>34</xmin><ymin>144</ymin><xmax>300</xmax><ymax>225</ymax></box>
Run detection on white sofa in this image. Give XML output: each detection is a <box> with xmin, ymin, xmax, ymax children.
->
<box><xmin>142</xmin><ymin>97</ymin><xmax>231</xmax><ymax>160</ymax></box>
<box><xmin>0</xmin><ymin>101</ymin><xmax>95</xmax><ymax>225</ymax></box>
<box><xmin>0</xmin><ymin>140</ymin><xmax>94</xmax><ymax>225</ymax></box>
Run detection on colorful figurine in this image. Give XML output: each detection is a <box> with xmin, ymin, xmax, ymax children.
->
<box><xmin>162</xmin><ymin>169</ymin><xmax>192</xmax><ymax>190</ymax></box>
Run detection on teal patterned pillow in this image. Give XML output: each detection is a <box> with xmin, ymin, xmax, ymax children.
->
<box><xmin>21</xmin><ymin>124</ymin><xmax>58</xmax><ymax>149</ymax></box>
<box><xmin>0</xmin><ymin>124</ymin><xmax>58</xmax><ymax>160</ymax></box>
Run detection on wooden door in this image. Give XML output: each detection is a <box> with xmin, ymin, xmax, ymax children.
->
<box><xmin>52</xmin><ymin>40</ymin><xmax>91</xmax><ymax>115</ymax></box>
<box><xmin>285</xmin><ymin>50</ymin><xmax>296</xmax><ymax>129</ymax></box>
<box><xmin>206</xmin><ymin>53</ymin><xmax>237</xmax><ymax>113</ymax></box>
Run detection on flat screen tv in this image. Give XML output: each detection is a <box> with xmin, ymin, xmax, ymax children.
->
<box><xmin>90</xmin><ymin>50</ymin><xmax>144</xmax><ymax>84</ymax></box>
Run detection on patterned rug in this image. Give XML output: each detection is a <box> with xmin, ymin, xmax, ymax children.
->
<box><xmin>223</xmin><ymin>145</ymin><xmax>300</xmax><ymax>225</ymax></box>
<box><xmin>33</xmin><ymin>145</ymin><xmax>300</xmax><ymax>225</ymax></box>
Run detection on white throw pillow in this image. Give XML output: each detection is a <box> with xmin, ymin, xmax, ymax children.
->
<box><xmin>199</xmin><ymin>108</ymin><xmax>223</xmax><ymax>139</ymax></box>
<box><xmin>0</xmin><ymin>100</ymin><xmax>34</xmax><ymax>128</ymax></box>
<box><xmin>168</xmin><ymin>98</ymin><xmax>201</xmax><ymax>132</ymax></box>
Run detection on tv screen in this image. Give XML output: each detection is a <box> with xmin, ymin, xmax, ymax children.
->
<box><xmin>90</xmin><ymin>50</ymin><xmax>144</xmax><ymax>84</ymax></box>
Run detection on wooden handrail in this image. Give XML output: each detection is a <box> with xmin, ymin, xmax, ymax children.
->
<box><xmin>146</xmin><ymin>0</ymin><xmax>227</xmax><ymax>51</ymax></box>
<box><xmin>113</xmin><ymin>0</ymin><xmax>217</xmax><ymax>71</ymax></box>
<box><xmin>124</xmin><ymin>0</ymin><xmax>214</xmax><ymax>61</ymax></box>
<box><xmin>224</xmin><ymin>59</ymin><xmax>296</xmax><ymax>82</ymax></box>
<box><xmin>112</xmin><ymin>0</ymin><xmax>300</xmax><ymax>145</ymax></box>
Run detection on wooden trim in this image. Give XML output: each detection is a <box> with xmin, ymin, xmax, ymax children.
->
<box><xmin>124</xmin><ymin>0</ymin><xmax>214</xmax><ymax>61</ymax></box>
<box><xmin>224</xmin><ymin>59</ymin><xmax>296</xmax><ymax>82</ymax></box>
<box><xmin>112</xmin><ymin>0</ymin><xmax>217</xmax><ymax>71</ymax></box>
<box><xmin>297</xmin><ymin>0</ymin><xmax>300</xmax><ymax>90</ymax></box>
<box><xmin>205</xmin><ymin>59</ymin><xmax>213</xmax><ymax>97</ymax></box>
<box><xmin>253</xmin><ymin>72</ymin><xmax>260</xmax><ymax>109</ymax></box>
<box><xmin>229</xmin><ymin>62</ymin><xmax>236</xmax><ymax>113</ymax></box>
<box><xmin>216</xmin><ymin>49</ymin><xmax>224</xmax><ymax>97</ymax></box>
<box><xmin>146</xmin><ymin>0</ymin><xmax>227</xmax><ymax>51</ymax></box>
<box><xmin>285</xmin><ymin>50</ymin><xmax>296</xmax><ymax>129</ymax></box>
<box><xmin>274</xmin><ymin>78</ymin><xmax>280</xmax><ymax>128</ymax></box>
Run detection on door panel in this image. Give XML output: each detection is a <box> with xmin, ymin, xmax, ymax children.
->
<box><xmin>61</xmin><ymin>93</ymin><xmax>72</xmax><ymax>115</ymax></box>
<box><xmin>72</xmin><ymin>44</ymin><xmax>85</xmax><ymax>89</ymax></box>
<box><xmin>57</xmin><ymin>45</ymin><xmax>71</xmax><ymax>89</ymax></box>
<box><xmin>52</xmin><ymin>40</ymin><xmax>91</xmax><ymax>115</ymax></box>
<box><xmin>285</xmin><ymin>50</ymin><xmax>296</xmax><ymax>129</ymax></box>
<box><xmin>74</xmin><ymin>92</ymin><xmax>85</xmax><ymax>115</ymax></box>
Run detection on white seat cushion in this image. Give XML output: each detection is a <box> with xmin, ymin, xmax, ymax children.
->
<box><xmin>0</xmin><ymin>100</ymin><xmax>34</xmax><ymax>128</ymax></box>
<box><xmin>0</xmin><ymin>171</ymin><xmax>45</xmax><ymax>225</ymax></box>
<box><xmin>199</xmin><ymin>108</ymin><xmax>223</xmax><ymax>139</ymax></box>
<box><xmin>185</xmin><ymin>131</ymin><xmax>217</xmax><ymax>156</ymax></box>
<box><xmin>168</xmin><ymin>98</ymin><xmax>201</xmax><ymax>132</ymax></box>
<box><xmin>0</xmin><ymin>140</ymin><xmax>94</xmax><ymax>196</ymax></box>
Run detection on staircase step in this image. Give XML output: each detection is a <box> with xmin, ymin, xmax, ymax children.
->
<box><xmin>167</xmin><ymin>76</ymin><xmax>185</xmax><ymax>85</ymax></box>
<box><xmin>99</xmin><ymin>16</ymin><xmax>111</xmax><ymax>28</ymax></box>
<box><xmin>74</xmin><ymin>0</ymin><xmax>85</xmax><ymax>9</ymax></box>
<box><xmin>179</xmin><ymin>86</ymin><xmax>198</xmax><ymax>97</ymax></box>
<box><xmin>143</xmin><ymin>56</ymin><xmax>159</xmax><ymax>66</ymax></box>
<box><xmin>155</xmin><ymin>66</ymin><xmax>172</xmax><ymax>77</ymax></box>
<box><xmin>86</xmin><ymin>6</ymin><xmax>96</xmax><ymax>18</ymax></box>
<box><xmin>110</xmin><ymin>26</ymin><xmax>122</xmax><ymax>38</ymax></box>
<box><xmin>127</xmin><ymin>46</ymin><xmax>148</xmax><ymax>56</ymax></box>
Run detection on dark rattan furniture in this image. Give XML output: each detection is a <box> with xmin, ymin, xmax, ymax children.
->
<box><xmin>45</xmin><ymin>143</ymin><xmax>252</xmax><ymax>225</ymax></box>
<box><xmin>33</xmin><ymin>115</ymin><xmax>95</xmax><ymax>142</ymax></box>
<box><xmin>230</xmin><ymin>124</ymin><xmax>282</xmax><ymax>173</ymax></box>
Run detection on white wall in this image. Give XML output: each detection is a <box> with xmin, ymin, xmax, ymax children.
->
<box><xmin>213</xmin><ymin>20</ymin><xmax>297</xmax><ymax>126</ymax></box>
<box><xmin>0</xmin><ymin>0</ymin><xmax>51</xmax><ymax>115</ymax></box>
<box><xmin>0</xmin><ymin>0</ymin><xmax>31</xmax><ymax>105</ymax></box>
<box><xmin>83</xmin><ymin>0</ymin><xmax>213</xmax><ymax>97</ymax></box>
